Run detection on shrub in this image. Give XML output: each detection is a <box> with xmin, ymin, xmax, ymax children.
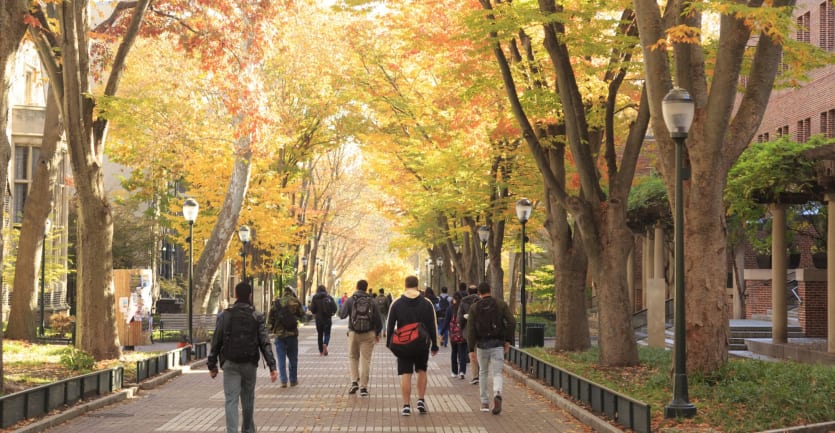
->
<box><xmin>59</xmin><ymin>347</ymin><xmax>95</xmax><ymax>372</ymax></box>
<box><xmin>49</xmin><ymin>313</ymin><xmax>75</xmax><ymax>337</ymax></box>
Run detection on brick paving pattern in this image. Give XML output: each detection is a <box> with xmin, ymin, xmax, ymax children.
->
<box><xmin>42</xmin><ymin>318</ymin><xmax>593</xmax><ymax>433</ymax></box>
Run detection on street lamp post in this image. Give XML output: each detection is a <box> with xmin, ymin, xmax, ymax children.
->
<box><xmin>39</xmin><ymin>219</ymin><xmax>52</xmax><ymax>336</ymax></box>
<box><xmin>435</xmin><ymin>257</ymin><xmax>443</xmax><ymax>291</ymax></box>
<box><xmin>515</xmin><ymin>199</ymin><xmax>532</xmax><ymax>348</ymax></box>
<box><xmin>477</xmin><ymin>225</ymin><xmax>489</xmax><ymax>283</ymax></box>
<box><xmin>662</xmin><ymin>87</ymin><xmax>697</xmax><ymax>419</ymax></box>
<box><xmin>238</xmin><ymin>225</ymin><xmax>251</xmax><ymax>282</ymax></box>
<box><xmin>427</xmin><ymin>259</ymin><xmax>434</xmax><ymax>290</ymax></box>
<box><xmin>301</xmin><ymin>256</ymin><xmax>308</xmax><ymax>303</ymax></box>
<box><xmin>183</xmin><ymin>199</ymin><xmax>199</xmax><ymax>346</ymax></box>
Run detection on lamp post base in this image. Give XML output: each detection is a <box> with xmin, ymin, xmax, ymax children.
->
<box><xmin>664</xmin><ymin>400</ymin><xmax>697</xmax><ymax>418</ymax></box>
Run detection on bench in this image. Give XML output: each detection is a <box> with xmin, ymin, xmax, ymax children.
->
<box><xmin>158</xmin><ymin>313</ymin><xmax>218</xmax><ymax>340</ymax></box>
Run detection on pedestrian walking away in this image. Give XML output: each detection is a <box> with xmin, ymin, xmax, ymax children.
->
<box><xmin>439</xmin><ymin>291</ymin><xmax>468</xmax><ymax>379</ymax></box>
<box><xmin>386</xmin><ymin>275</ymin><xmax>439</xmax><ymax>416</ymax></box>
<box><xmin>338</xmin><ymin>279</ymin><xmax>383</xmax><ymax>397</ymax></box>
<box><xmin>268</xmin><ymin>286</ymin><xmax>305</xmax><ymax>387</ymax></box>
<box><xmin>458</xmin><ymin>284</ymin><xmax>481</xmax><ymax>384</ymax></box>
<box><xmin>436</xmin><ymin>286</ymin><xmax>451</xmax><ymax>347</ymax></box>
<box><xmin>208</xmin><ymin>282</ymin><xmax>278</xmax><ymax>433</ymax></box>
<box><xmin>374</xmin><ymin>287</ymin><xmax>392</xmax><ymax>336</ymax></box>
<box><xmin>466</xmin><ymin>281</ymin><xmax>515</xmax><ymax>415</ymax></box>
<box><xmin>309</xmin><ymin>284</ymin><xmax>338</xmax><ymax>356</ymax></box>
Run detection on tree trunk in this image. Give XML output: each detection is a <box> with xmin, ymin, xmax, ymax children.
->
<box><xmin>545</xmin><ymin>197</ymin><xmax>591</xmax><ymax>351</ymax></box>
<box><xmin>195</xmin><ymin>148</ymin><xmax>252</xmax><ymax>313</ymax></box>
<box><xmin>683</xmin><ymin>177</ymin><xmax>730</xmax><ymax>371</ymax></box>
<box><xmin>6</xmin><ymin>88</ymin><xmax>61</xmax><ymax>340</ymax></box>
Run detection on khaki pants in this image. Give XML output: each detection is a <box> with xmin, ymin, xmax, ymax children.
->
<box><xmin>347</xmin><ymin>330</ymin><xmax>376</xmax><ymax>387</ymax></box>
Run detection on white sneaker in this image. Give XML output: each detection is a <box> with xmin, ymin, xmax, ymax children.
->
<box><xmin>450</xmin><ymin>373</ymin><xmax>458</xmax><ymax>378</ymax></box>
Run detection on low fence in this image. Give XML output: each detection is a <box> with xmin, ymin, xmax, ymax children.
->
<box><xmin>506</xmin><ymin>347</ymin><xmax>652</xmax><ymax>433</ymax></box>
<box><xmin>135</xmin><ymin>342</ymin><xmax>209</xmax><ymax>382</ymax></box>
<box><xmin>0</xmin><ymin>367</ymin><xmax>123</xmax><ymax>428</ymax></box>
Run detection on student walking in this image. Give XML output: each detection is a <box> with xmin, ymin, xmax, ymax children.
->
<box><xmin>439</xmin><ymin>291</ymin><xmax>468</xmax><ymax>379</ymax></box>
<box><xmin>208</xmin><ymin>282</ymin><xmax>278</xmax><ymax>433</ymax></box>
<box><xmin>268</xmin><ymin>286</ymin><xmax>305</xmax><ymax>387</ymax></box>
<box><xmin>338</xmin><ymin>280</ymin><xmax>383</xmax><ymax>397</ymax></box>
<box><xmin>466</xmin><ymin>282</ymin><xmax>515</xmax><ymax>415</ymax></box>
<box><xmin>458</xmin><ymin>284</ymin><xmax>481</xmax><ymax>384</ymax></box>
<box><xmin>309</xmin><ymin>285</ymin><xmax>338</xmax><ymax>356</ymax></box>
<box><xmin>386</xmin><ymin>275</ymin><xmax>439</xmax><ymax>416</ymax></box>
<box><xmin>374</xmin><ymin>288</ymin><xmax>392</xmax><ymax>336</ymax></box>
<box><xmin>437</xmin><ymin>287</ymin><xmax>451</xmax><ymax>347</ymax></box>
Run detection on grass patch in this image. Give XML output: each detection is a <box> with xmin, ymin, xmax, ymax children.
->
<box><xmin>2</xmin><ymin>340</ymin><xmax>172</xmax><ymax>395</ymax></box>
<box><xmin>527</xmin><ymin>346</ymin><xmax>835</xmax><ymax>433</ymax></box>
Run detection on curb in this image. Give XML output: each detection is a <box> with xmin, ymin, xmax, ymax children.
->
<box><xmin>505</xmin><ymin>364</ymin><xmax>624</xmax><ymax>433</ymax></box>
<box><xmin>11</xmin><ymin>361</ymin><xmax>206</xmax><ymax>433</ymax></box>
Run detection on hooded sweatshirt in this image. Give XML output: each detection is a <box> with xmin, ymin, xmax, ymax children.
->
<box><xmin>386</xmin><ymin>288</ymin><xmax>439</xmax><ymax>351</ymax></box>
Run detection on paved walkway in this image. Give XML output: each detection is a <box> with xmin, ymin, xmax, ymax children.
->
<box><xmin>39</xmin><ymin>318</ymin><xmax>594</xmax><ymax>433</ymax></box>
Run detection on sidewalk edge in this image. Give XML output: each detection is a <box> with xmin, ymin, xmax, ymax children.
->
<box><xmin>505</xmin><ymin>365</ymin><xmax>624</xmax><ymax>433</ymax></box>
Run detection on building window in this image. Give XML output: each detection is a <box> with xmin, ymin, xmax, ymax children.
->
<box><xmin>822</xmin><ymin>109</ymin><xmax>835</xmax><ymax>137</ymax></box>
<box><xmin>797</xmin><ymin>12</ymin><xmax>811</xmax><ymax>43</ymax></box>
<box><xmin>776</xmin><ymin>125</ymin><xmax>789</xmax><ymax>137</ymax></box>
<box><xmin>13</xmin><ymin>145</ymin><xmax>40</xmax><ymax>224</ymax></box>
<box><xmin>822</xmin><ymin>2</ymin><xmax>835</xmax><ymax>51</ymax></box>
<box><xmin>797</xmin><ymin>117</ymin><xmax>811</xmax><ymax>142</ymax></box>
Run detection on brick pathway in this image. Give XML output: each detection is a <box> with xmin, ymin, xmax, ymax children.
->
<box><xmin>43</xmin><ymin>318</ymin><xmax>594</xmax><ymax>433</ymax></box>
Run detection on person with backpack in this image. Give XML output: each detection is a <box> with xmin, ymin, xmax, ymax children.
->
<box><xmin>386</xmin><ymin>275</ymin><xmax>439</xmax><ymax>416</ymax></box>
<box><xmin>466</xmin><ymin>282</ymin><xmax>515</xmax><ymax>415</ymax></box>
<box><xmin>457</xmin><ymin>284</ymin><xmax>481</xmax><ymax>384</ymax></box>
<box><xmin>374</xmin><ymin>288</ymin><xmax>391</xmax><ymax>336</ymax></box>
<box><xmin>337</xmin><ymin>279</ymin><xmax>382</xmax><ymax>397</ymax></box>
<box><xmin>436</xmin><ymin>286</ymin><xmax>451</xmax><ymax>347</ymax></box>
<box><xmin>439</xmin><ymin>291</ymin><xmax>467</xmax><ymax>379</ymax></box>
<box><xmin>208</xmin><ymin>282</ymin><xmax>277</xmax><ymax>433</ymax></box>
<box><xmin>309</xmin><ymin>285</ymin><xmax>337</xmax><ymax>356</ymax></box>
<box><xmin>269</xmin><ymin>286</ymin><xmax>305</xmax><ymax>387</ymax></box>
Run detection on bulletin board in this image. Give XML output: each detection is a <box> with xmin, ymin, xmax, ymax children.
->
<box><xmin>115</xmin><ymin>269</ymin><xmax>153</xmax><ymax>348</ymax></box>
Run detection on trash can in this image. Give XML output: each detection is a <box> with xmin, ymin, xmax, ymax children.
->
<box><xmin>525</xmin><ymin>323</ymin><xmax>545</xmax><ymax>347</ymax></box>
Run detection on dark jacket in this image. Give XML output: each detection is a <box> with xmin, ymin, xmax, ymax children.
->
<box><xmin>466</xmin><ymin>295</ymin><xmax>515</xmax><ymax>353</ymax></box>
<box><xmin>309</xmin><ymin>291</ymin><xmax>335</xmax><ymax>320</ymax></box>
<box><xmin>338</xmin><ymin>290</ymin><xmax>383</xmax><ymax>335</ymax></box>
<box><xmin>386</xmin><ymin>290</ymin><xmax>439</xmax><ymax>352</ymax></box>
<box><xmin>208</xmin><ymin>301</ymin><xmax>277</xmax><ymax>372</ymax></box>
<box><xmin>269</xmin><ymin>292</ymin><xmax>305</xmax><ymax>338</ymax></box>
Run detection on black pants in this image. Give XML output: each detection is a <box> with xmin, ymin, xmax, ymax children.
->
<box><xmin>315</xmin><ymin>316</ymin><xmax>332</xmax><ymax>354</ymax></box>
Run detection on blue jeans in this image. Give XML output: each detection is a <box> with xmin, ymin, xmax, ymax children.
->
<box><xmin>315</xmin><ymin>316</ymin><xmax>332</xmax><ymax>354</ymax></box>
<box><xmin>476</xmin><ymin>346</ymin><xmax>505</xmax><ymax>404</ymax></box>
<box><xmin>222</xmin><ymin>360</ymin><xmax>257</xmax><ymax>433</ymax></box>
<box><xmin>438</xmin><ymin>317</ymin><xmax>448</xmax><ymax>346</ymax></box>
<box><xmin>274</xmin><ymin>335</ymin><xmax>299</xmax><ymax>384</ymax></box>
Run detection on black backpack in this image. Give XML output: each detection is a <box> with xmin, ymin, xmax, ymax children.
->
<box><xmin>350</xmin><ymin>294</ymin><xmax>375</xmax><ymax>332</ymax></box>
<box><xmin>322</xmin><ymin>295</ymin><xmax>338</xmax><ymax>317</ymax></box>
<box><xmin>222</xmin><ymin>306</ymin><xmax>260</xmax><ymax>363</ymax></box>
<box><xmin>473</xmin><ymin>297</ymin><xmax>504</xmax><ymax>339</ymax></box>
<box><xmin>270</xmin><ymin>299</ymin><xmax>298</xmax><ymax>332</ymax></box>
<box><xmin>437</xmin><ymin>295</ymin><xmax>450</xmax><ymax>317</ymax></box>
<box><xmin>457</xmin><ymin>294</ymin><xmax>479</xmax><ymax>330</ymax></box>
<box><xmin>374</xmin><ymin>295</ymin><xmax>389</xmax><ymax>316</ymax></box>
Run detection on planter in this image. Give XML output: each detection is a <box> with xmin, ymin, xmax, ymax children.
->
<box><xmin>756</xmin><ymin>253</ymin><xmax>800</xmax><ymax>268</ymax></box>
<box><xmin>813</xmin><ymin>252</ymin><xmax>827</xmax><ymax>269</ymax></box>
<box><xmin>788</xmin><ymin>253</ymin><xmax>801</xmax><ymax>268</ymax></box>
<box><xmin>756</xmin><ymin>254</ymin><xmax>772</xmax><ymax>269</ymax></box>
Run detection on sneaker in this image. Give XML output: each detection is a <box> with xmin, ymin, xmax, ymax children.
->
<box><xmin>359</xmin><ymin>388</ymin><xmax>369</xmax><ymax>397</ymax></box>
<box><xmin>459</xmin><ymin>373</ymin><xmax>465</xmax><ymax>380</ymax></box>
<box><xmin>492</xmin><ymin>395</ymin><xmax>502</xmax><ymax>415</ymax></box>
<box><xmin>348</xmin><ymin>382</ymin><xmax>359</xmax><ymax>394</ymax></box>
<box><xmin>280</xmin><ymin>382</ymin><xmax>288</xmax><ymax>388</ymax></box>
<box><xmin>480</xmin><ymin>403</ymin><xmax>490</xmax><ymax>412</ymax></box>
<box><xmin>323</xmin><ymin>344</ymin><xmax>328</xmax><ymax>356</ymax></box>
<box><xmin>416</xmin><ymin>399</ymin><xmax>427</xmax><ymax>414</ymax></box>
<box><xmin>450</xmin><ymin>372</ymin><xmax>458</xmax><ymax>378</ymax></box>
<box><xmin>470</xmin><ymin>377</ymin><xmax>479</xmax><ymax>385</ymax></box>
<box><xmin>401</xmin><ymin>405</ymin><xmax>411</xmax><ymax>416</ymax></box>
<box><xmin>290</xmin><ymin>381</ymin><xmax>298</xmax><ymax>387</ymax></box>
